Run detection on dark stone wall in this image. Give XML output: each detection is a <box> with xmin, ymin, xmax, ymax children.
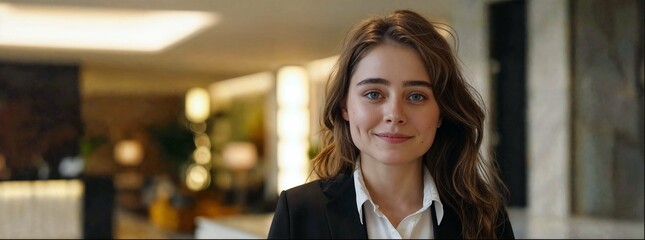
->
<box><xmin>0</xmin><ymin>61</ymin><xmax>81</xmax><ymax>180</ymax></box>
<box><xmin>572</xmin><ymin>0</ymin><xmax>644</xmax><ymax>220</ymax></box>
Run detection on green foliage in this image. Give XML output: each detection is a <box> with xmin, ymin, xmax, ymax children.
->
<box><xmin>308</xmin><ymin>142</ymin><xmax>320</xmax><ymax>160</ymax></box>
<box><xmin>79</xmin><ymin>136</ymin><xmax>108</xmax><ymax>158</ymax></box>
<box><xmin>147</xmin><ymin>122</ymin><xmax>194</xmax><ymax>170</ymax></box>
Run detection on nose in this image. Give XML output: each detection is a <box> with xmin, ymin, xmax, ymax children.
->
<box><xmin>384</xmin><ymin>98</ymin><xmax>407</xmax><ymax>124</ymax></box>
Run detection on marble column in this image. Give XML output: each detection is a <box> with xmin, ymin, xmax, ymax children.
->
<box><xmin>527</xmin><ymin>0</ymin><xmax>571</xmax><ymax>218</ymax></box>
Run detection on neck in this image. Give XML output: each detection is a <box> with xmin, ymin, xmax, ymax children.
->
<box><xmin>360</xmin><ymin>157</ymin><xmax>424</xmax><ymax>226</ymax></box>
<box><xmin>361</xmin><ymin>160</ymin><xmax>423</xmax><ymax>201</ymax></box>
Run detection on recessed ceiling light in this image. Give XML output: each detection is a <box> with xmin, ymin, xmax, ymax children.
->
<box><xmin>0</xmin><ymin>3</ymin><xmax>218</xmax><ymax>52</ymax></box>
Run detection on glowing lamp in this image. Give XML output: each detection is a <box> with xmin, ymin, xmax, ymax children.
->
<box><xmin>185</xmin><ymin>164</ymin><xmax>210</xmax><ymax>191</ymax></box>
<box><xmin>185</xmin><ymin>87</ymin><xmax>210</xmax><ymax>123</ymax></box>
<box><xmin>276</xmin><ymin>65</ymin><xmax>310</xmax><ymax>194</ymax></box>
<box><xmin>223</xmin><ymin>142</ymin><xmax>257</xmax><ymax>171</ymax></box>
<box><xmin>114</xmin><ymin>140</ymin><xmax>144</xmax><ymax>166</ymax></box>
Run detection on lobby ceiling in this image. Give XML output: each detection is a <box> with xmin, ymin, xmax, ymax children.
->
<box><xmin>0</xmin><ymin>0</ymin><xmax>454</xmax><ymax>79</ymax></box>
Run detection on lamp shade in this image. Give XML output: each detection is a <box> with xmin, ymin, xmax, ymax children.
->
<box><xmin>222</xmin><ymin>142</ymin><xmax>257</xmax><ymax>171</ymax></box>
<box><xmin>114</xmin><ymin>140</ymin><xmax>144</xmax><ymax>166</ymax></box>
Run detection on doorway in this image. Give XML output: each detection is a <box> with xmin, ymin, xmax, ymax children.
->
<box><xmin>489</xmin><ymin>0</ymin><xmax>527</xmax><ymax>207</ymax></box>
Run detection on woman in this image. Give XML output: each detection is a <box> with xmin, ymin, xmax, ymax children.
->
<box><xmin>268</xmin><ymin>9</ymin><xmax>514</xmax><ymax>239</ymax></box>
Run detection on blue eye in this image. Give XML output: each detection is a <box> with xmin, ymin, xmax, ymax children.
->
<box><xmin>408</xmin><ymin>93</ymin><xmax>426</xmax><ymax>102</ymax></box>
<box><xmin>364</xmin><ymin>91</ymin><xmax>381</xmax><ymax>100</ymax></box>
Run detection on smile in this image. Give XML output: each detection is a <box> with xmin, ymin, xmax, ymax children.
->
<box><xmin>375</xmin><ymin>133</ymin><xmax>413</xmax><ymax>144</ymax></box>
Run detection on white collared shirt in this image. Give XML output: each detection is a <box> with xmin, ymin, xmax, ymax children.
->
<box><xmin>353</xmin><ymin>161</ymin><xmax>444</xmax><ymax>239</ymax></box>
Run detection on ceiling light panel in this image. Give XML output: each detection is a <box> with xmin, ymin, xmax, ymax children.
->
<box><xmin>0</xmin><ymin>3</ymin><xmax>218</xmax><ymax>52</ymax></box>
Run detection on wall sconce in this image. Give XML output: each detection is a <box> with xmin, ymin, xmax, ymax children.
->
<box><xmin>185</xmin><ymin>87</ymin><xmax>210</xmax><ymax>123</ymax></box>
<box><xmin>114</xmin><ymin>140</ymin><xmax>144</xmax><ymax>166</ymax></box>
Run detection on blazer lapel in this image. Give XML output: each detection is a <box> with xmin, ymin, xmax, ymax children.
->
<box><xmin>431</xmin><ymin>202</ymin><xmax>440</xmax><ymax>238</ymax></box>
<box><xmin>323</xmin><ymin>171</ymin><xmax>368</xmax><ymax>239</ymax></box>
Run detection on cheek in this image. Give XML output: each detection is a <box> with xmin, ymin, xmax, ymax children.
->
<box><xmin>416</xmin><ymin>109</ymin><xmax>441</xmax><ymax>141</ymax></box>
<box><xmin>417</xmin><ymin>125</ymin><xmax>439</xmax><ymax>152</ymax></box>
<box><xmin>347</xmin><ymin>104</ymin><xmax>378</xmax><ymax>128</ymax></box>
<box><xmin>347</xmin><ymin>107</ymin><xmax>378</xmax><ymax>151</ymax></box>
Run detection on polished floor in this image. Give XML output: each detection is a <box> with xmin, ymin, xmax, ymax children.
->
<box><xmin>507</xmin><ymin>207</ymin><xmax>644</xmax><ymax>239</ymax></box>
<box><xmin>116</xmin><ymin>207</ymin><xmax>645</xmax><ymax>239</ymax></box>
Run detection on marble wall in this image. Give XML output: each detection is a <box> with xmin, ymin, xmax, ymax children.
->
<box><xmin>0</xmin><ymin>62</ymin><xmax>81</xmax><ymax>180</ymax></box>
<box><xmin>526</xmin><ymin>0</ymin><xmax>644</xmax><ymax>221</ymax></box>
<box><xmin>571</xmin><ymin>0</ymin><xmax>644</xmax><ymax>220</ymax></box>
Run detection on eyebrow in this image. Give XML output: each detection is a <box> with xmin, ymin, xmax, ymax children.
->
<box><xmin>356</xmin><ymin>78</ymin><xmax>389</xmax><ymax>86</ymax></box>
<box><xmin>356</xmin><ymin>78</ymin><xmax>432</xmax><ymax>89</ymax></box>
<box><xmin>404</xmin><ymin>80</ymin><xmax>432</xmax><ymax>89</ymax></box>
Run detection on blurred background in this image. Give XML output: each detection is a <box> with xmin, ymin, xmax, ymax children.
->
<box><xmin>0</xmin><ymin>0</ymin><xmax>643</xmax><ymax>238</ymax></box>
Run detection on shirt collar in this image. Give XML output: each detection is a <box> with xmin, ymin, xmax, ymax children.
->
<box><xmin>353</xmin><ymin>159</ymin><xmax>444</xmax><ymax>225</ymax></box>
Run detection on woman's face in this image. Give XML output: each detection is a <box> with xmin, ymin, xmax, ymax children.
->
<box><xmin>343</xmin><ymin>42</ymin><xmax>441</xmax><ymax>166</ymax></box>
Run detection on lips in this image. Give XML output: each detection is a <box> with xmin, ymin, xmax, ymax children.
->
<box><xmin>375</xmin><ymin>132</ymin><xmax>413</xmax><ymax>144</ymax></box>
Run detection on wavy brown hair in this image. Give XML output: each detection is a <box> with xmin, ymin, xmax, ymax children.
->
<box><xmin>311</xmin><ymin>10</ymin><xmax>508</xmax><ymax>239</ymax></box>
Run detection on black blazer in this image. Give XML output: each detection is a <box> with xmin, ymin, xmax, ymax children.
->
<box><xmin>267</xmin><ymin>170</ymin><xmax>515</xmax><ymax>239</ymax></box>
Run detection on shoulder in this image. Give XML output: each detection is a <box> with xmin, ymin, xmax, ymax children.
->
<box><xmin>268</xmin><ymin>173</ymin><xmax>357</xmax><ymax>239</ymax></box>
<box><xmin>278</xmin><ymin>171</ymin><xmax>354</xmax><ymax>210</ymax></box>
<box><xmin>269</xmin><ymin>180</ymin><xmax>329</xmax><ymax>238</ymax></box>
<box><xmin>281</xmin><ymin>180</ymin><xmax>326</xmax><ymax>207</ymax></box>
<box><xmin>282</xmin><ymin>170</ymin><xmax>354</xmax><ymax>202</ymax></box>
<box><xmin>285</xmin><ymin>179</ymin><xmax>324</xmax><ymax>194</ymax></box>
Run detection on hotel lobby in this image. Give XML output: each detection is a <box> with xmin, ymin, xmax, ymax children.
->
<box><xmin>1</xmin><ymin>0</ymin><xmax>643</xmax><ymax>239</ymax></box>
